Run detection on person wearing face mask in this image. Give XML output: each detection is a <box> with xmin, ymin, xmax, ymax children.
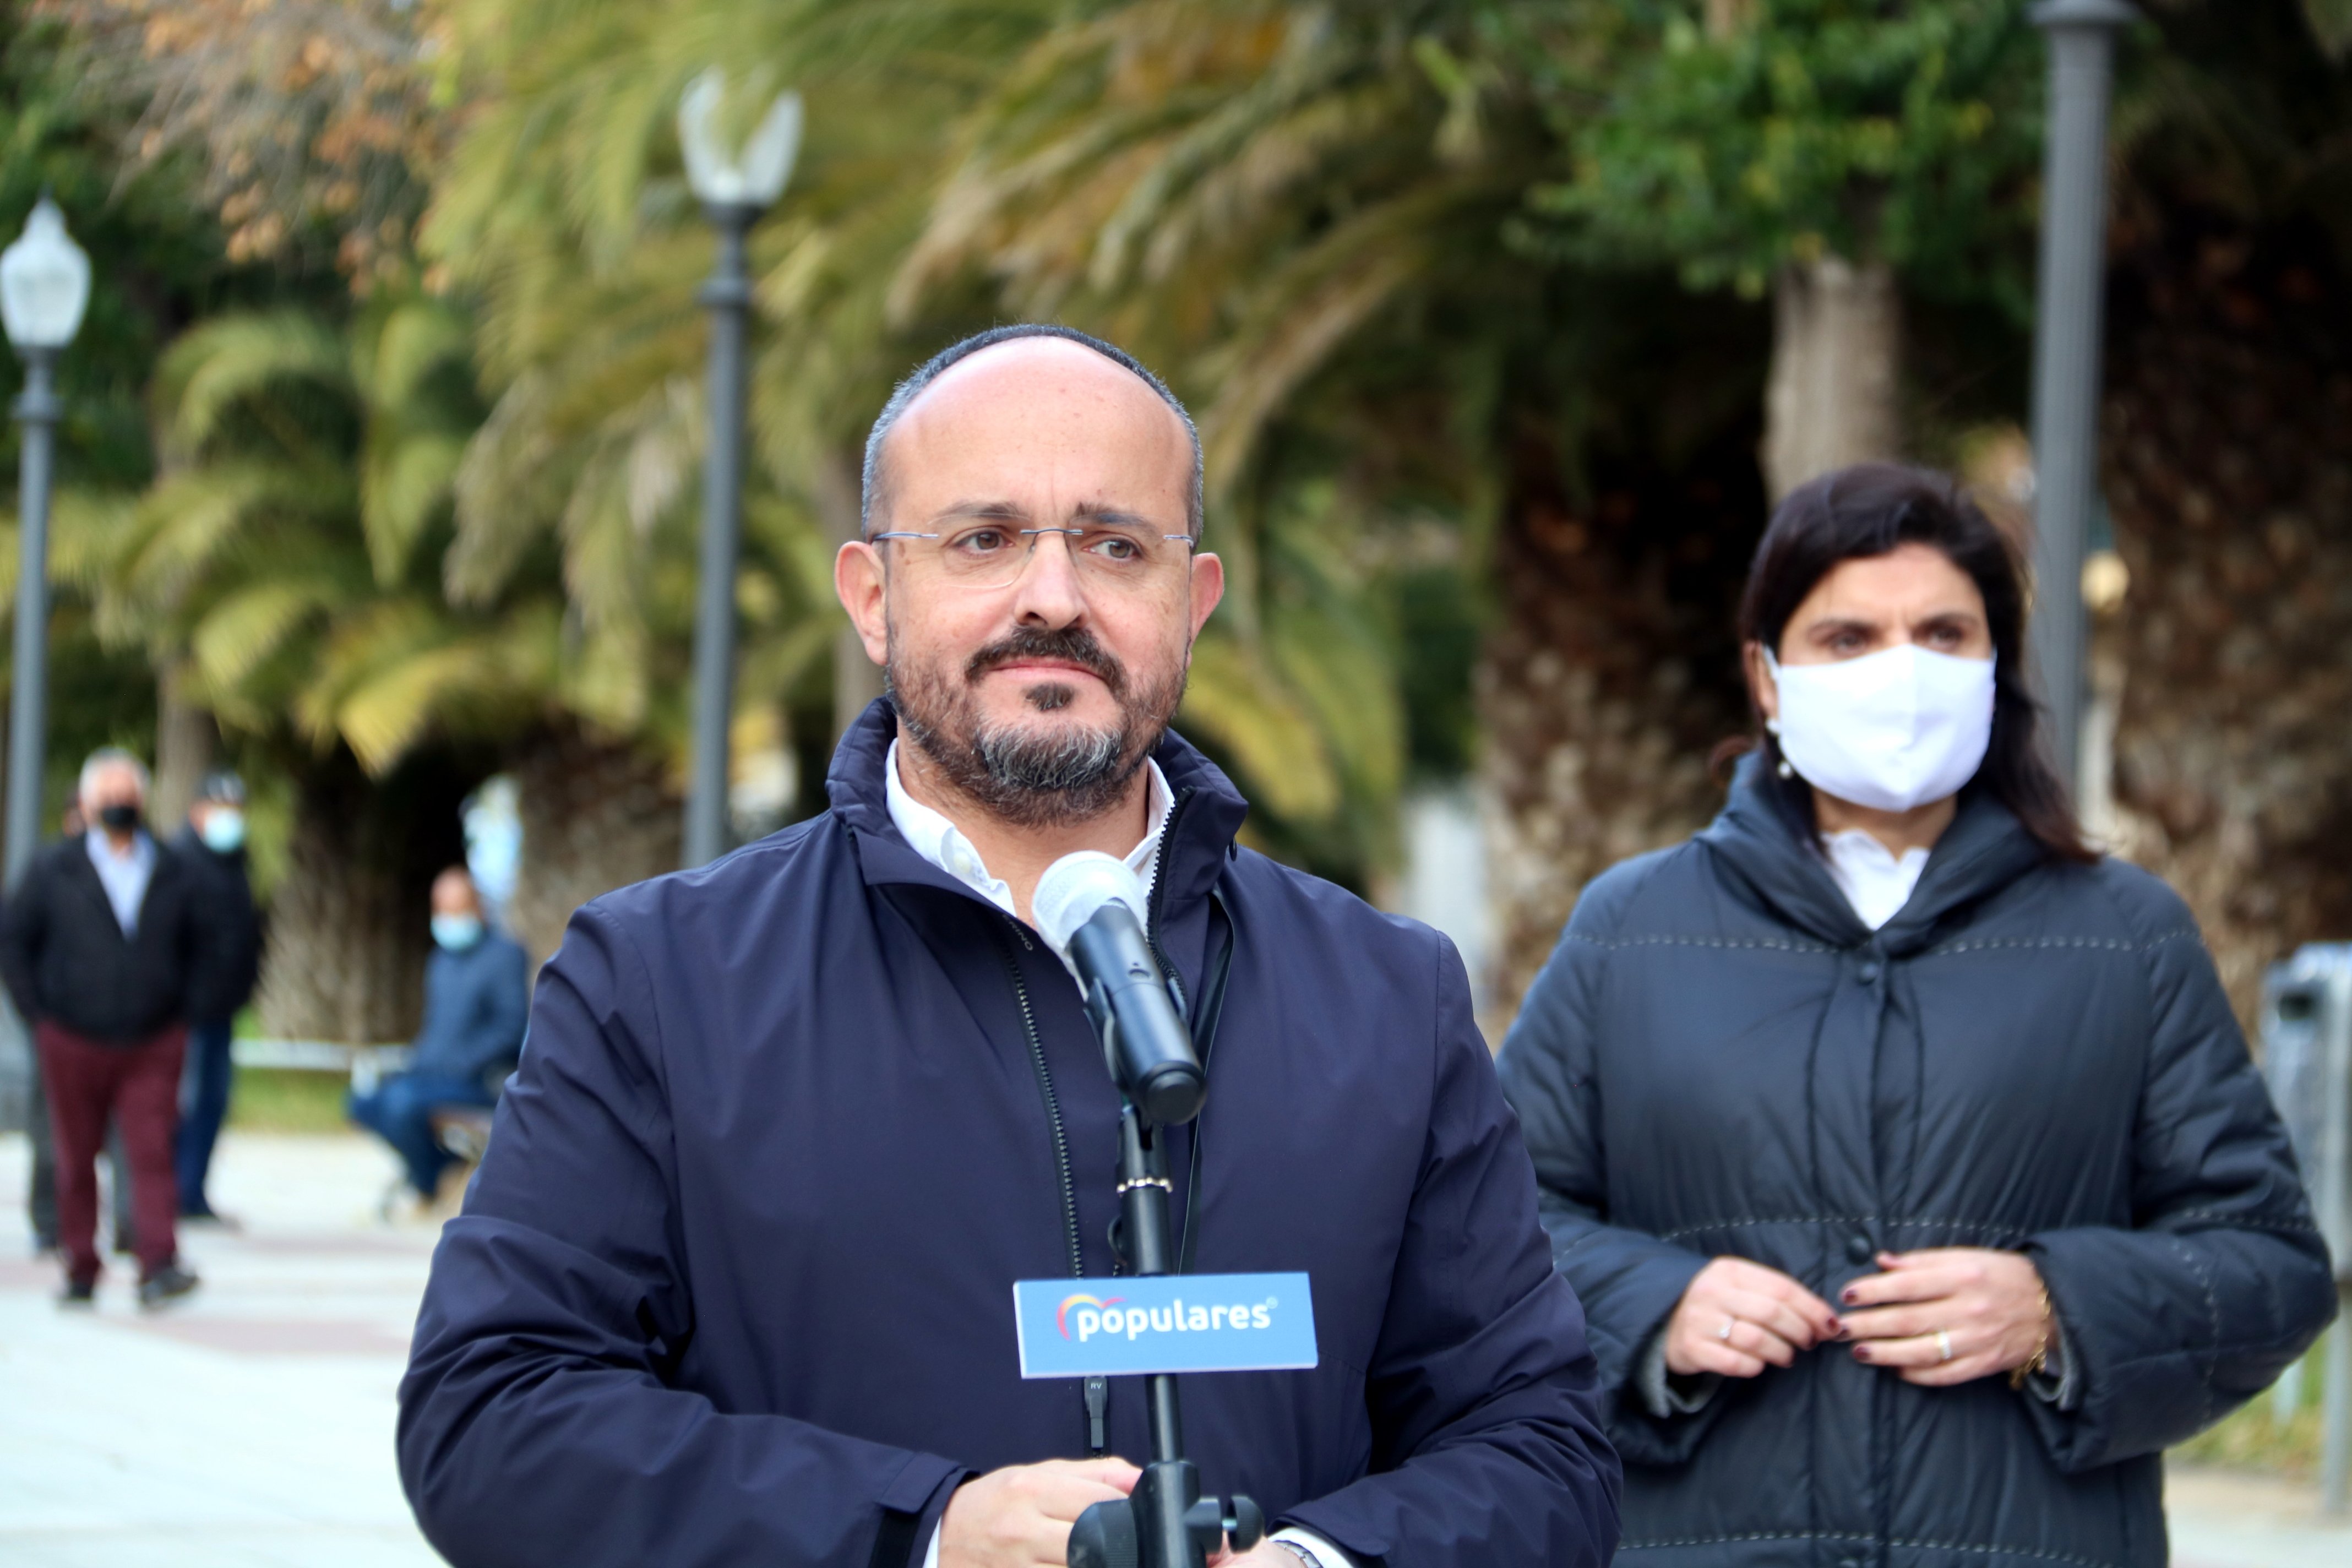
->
<box><xmin>347</xmin><ymin>866</ymin><xmax>529</xmax><ymax>1215</ymax></box>
<box><xmin>168</xmin><ymin>771</ymin><xmax>262</xmax><ymax>1224</ymax></box>
<box><xmin>1496</xmin><ymin>464</ymin><xmax>2335</xmax><ymax>1568</ymax></box>
<box><xmin>1</xmin><ymin>748</ymin><xmax>212</xmax><ymax>1306</ymax></box>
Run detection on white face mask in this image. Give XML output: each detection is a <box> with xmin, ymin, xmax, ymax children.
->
<box><xmin>1766</xmin><ymin>645</ymin><xmax>1996</xmax><ymax>813</ymax></box>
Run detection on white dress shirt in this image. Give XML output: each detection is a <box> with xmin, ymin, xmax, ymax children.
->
<box><xmin>1820</xmin><ymin>828</ymin><xmax>1929</xmax><ymax>931</ymax></box>
<box><xmin>888</xmin><ymin>743</ymin><xmax>1353</xmax><ymax>1568</ymax></box>
<box><xmin>86</xmin><ymin>829</ymin><xmax>157</xmax><ymax>937</ymax></box>
<box><xmin>884</xmin><ymin>739</ymin><xmax>1174</xmax><ymax>956</ymax></box>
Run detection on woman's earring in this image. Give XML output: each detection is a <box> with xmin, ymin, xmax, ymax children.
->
<box><xmin>1777</xmin><ymin>758</ymin><xmax>1794</xmax><ymax>780</ymax></box>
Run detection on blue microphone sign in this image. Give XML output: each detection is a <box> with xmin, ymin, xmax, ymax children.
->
<box><xmin>1014</xmin><ymin>1273</ymin><xmax>1317</xmax><ymax>1378</ymax></box>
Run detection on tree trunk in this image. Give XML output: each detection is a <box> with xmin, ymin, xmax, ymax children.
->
<box><xmin>255</xmin><ymin>745</ymin><xmax>476</xmax><ymax>1042</ymax></box>
<box><xmin>1480</xmin><ymin>338</ymin><xmax>1770</xmax><ymax>1021</ymax></box>
<box><xmin>1763</xmin><ymin>257</ymin><xmax>1903</xmax><ymax>500</ymax></box>
<box><xmin>2101</xmin><ymin>212</ymin><xmax>2352</xmax><ymax>1030</ymax></box>
<box><xmin>504</xmin><ymin>725</ymin><xmax>683</xmax><ymax>968</ymax></box>
<box><xmin>150</xmin><ymin>663</ymin><xmax>216</xmax><ymax>833</ymax></box>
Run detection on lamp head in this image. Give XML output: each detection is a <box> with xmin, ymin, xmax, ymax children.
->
<box><xmin>678</xmin><ymin>70</ymin><xmax>803</xmax><ymax>209</ymax></box>
<box><xmin>1</xmin><ymin>195</ymin><xmax>91</xmax><ymax>353</ymax></box>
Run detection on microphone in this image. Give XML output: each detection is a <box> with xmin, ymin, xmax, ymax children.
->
<box><xmin>1033</xmin><ymin>852</ymin><xmax>1206</xmax><ymax>1126</ymax></box>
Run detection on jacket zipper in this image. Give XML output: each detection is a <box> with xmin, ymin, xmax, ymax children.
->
<box><xmin>1145</xmin><ymin>786</ymin><xmax>1198</xmax><ymax>1010</ymax></box>
<box><xmin>994</xmin><ymin>786</ymin><xmax>1199</xmax><ymax>1457</ymax></box>
<box><xmin>997</xmin><ymin>919</ymin><xmax>1082</xmax><ymax>1279</ymax></box>
<box><xmin>993</xmin><ymin>918</ymin><xmax>1109</xmax><ymax>1453</ymax></box>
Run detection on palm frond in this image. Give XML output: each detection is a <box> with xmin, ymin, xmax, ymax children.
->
<box><xmin>155</xmin><ymin>312</ymin><xmax>352</xmax><ymax>461</ymax></box>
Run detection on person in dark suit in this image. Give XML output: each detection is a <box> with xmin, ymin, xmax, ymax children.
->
<box><xmin>171</xmin><ymin>770</ymin><xmax>262</xmax><ymax>1222</ymax></box>
<box><xmin>396</xmin><ymin>327</ymin><xmax>1619</xmax><ymax>1568</ymax></box>
<box><xmin>0</xmin><ymin>748</ymin><xmax>209</xmax><ymax>1306</ymax></box>
<box><xmin>347</xmin><ymin>867</ymin><xmax>528</xmax><ymax>1213</ymax></box>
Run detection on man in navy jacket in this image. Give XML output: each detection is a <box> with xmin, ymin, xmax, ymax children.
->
<box><xmin>398</xmin><ymin>325</ymin><xmax>1618</xmax><ymax>1568</ymax></box>
<box><xmin>350</xmin><ymin>868</ymin><xmax>528</xmax><ymax>1206</ymax></box>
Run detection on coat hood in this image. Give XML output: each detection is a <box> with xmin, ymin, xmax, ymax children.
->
<box><xmin>1697</xmin><ymin>750</ymin><xmax>2052</xmax><ymax>955</ymax></box>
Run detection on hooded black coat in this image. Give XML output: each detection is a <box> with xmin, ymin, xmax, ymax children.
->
<box><xmin>1496</xmin><ymin>755</ymin><xmax>2334</xmax><ymax>1568</ymax></box>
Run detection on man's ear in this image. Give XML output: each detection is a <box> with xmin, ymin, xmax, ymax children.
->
<box><xmin>1186</xmin><ymin>551</ymin><xmax>1226</xmax><ymax>643</ymax></box>
<box><xmin>835</xmin><ymin>541</ymin><xmax>891</xmax><ymax>668</ymax></box>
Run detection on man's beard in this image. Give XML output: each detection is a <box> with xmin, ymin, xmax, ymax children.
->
<box><xmin>889</xmin><ymin>623</ymin><xmax>1186</xmax><ymax>829</ymax></box>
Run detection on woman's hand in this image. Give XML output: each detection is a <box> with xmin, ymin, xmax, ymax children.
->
<box><xmin>1838</xmin><ymin>1248</ymin><xmax>2050</xmax><ymax>1387</ymax></box>
<box><xmin>1664</xmin><ymin>1257</ymin><xmax>1842</xmax><ymax>1378</ymax></box>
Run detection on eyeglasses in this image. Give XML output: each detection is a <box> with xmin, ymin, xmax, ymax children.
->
<box><xmin>869</xmin><ymin>522</ymin><xmax>1197</xmax><ymax>591</ymax></box>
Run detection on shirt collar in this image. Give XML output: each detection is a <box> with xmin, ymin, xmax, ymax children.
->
<box><xmin>884</xmin><ymin>738</ymin><xmax>1173</xmax><ymax>924</ymax></box>
<box><xmin>1819</xmin><ymin>827</ymin><xmax>1930</xmax><ymax>933</ymax></box>
<box><xmin>86</xmin><ymin>829</ymin><xmax>155</xmax><ymax>870</ymax></box>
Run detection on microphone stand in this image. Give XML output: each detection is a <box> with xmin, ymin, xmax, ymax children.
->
<box><xmin>1066</xmin><ymin>1096</ymin><xmax>1264</xmax><ymax>1568</ymax></box>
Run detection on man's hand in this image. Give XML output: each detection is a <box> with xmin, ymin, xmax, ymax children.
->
<box><xmin>939</xmin><ymin>1457</ymin><xmax>1140</xmax><ymax>1568</ymax></box>
<box><xmin>1838</xmin><ymin>1248</ymin><xmax>2050</xmax><ymax>1387</ymax></box>
<box><xmin>1663</xmin><ymin>1256</ymin><xmax>1841</xmax><ymax>1377</ymax></box>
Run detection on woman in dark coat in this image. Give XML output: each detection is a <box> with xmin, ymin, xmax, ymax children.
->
<box><xmin>1497</xmin><ymin>464</ymin><xmax>2334</xmax><ymax>1568</ymax></box>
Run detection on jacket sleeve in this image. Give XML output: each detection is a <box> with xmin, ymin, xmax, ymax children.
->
<box><xmin>1495</xmin><ymin>887</ymin><xmax>1724</xmax><ymax>1468</ymax></box>
<box><xmin>2021</xmin><ymin>897</ymin><xmax>2338</xmax><ymax>1472</ymax></box>
<box><xmin>0</xmin><ymin>857</ymin><xmax>48</xmax><ymax>1025</ymax></box>
<box><xmin>220</xmin><ymin>864</ymin><xmax>262</xmax><ymax>1015</ymax></box>
<box><xmin>1280</xmin><ymin>934</ymin><xmax>1621</xmax><ymax>1568</ymax></box>
<box><xmin>180</xmin><ymin>853</ymin><xmax>238</xmax><ymax>1025</ymax></box>
<box><xmin>396</xmin><ymin>905</ymin><xmax>967</xmax><ymax>1568</ymax></box>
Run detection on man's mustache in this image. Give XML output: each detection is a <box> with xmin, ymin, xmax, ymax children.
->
<box><xmin>965</xmin><ymin>627</ymin><xmax>1128</xmax><ymax>698</ymax></box>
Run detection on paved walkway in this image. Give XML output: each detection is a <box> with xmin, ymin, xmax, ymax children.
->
<box><xmin>0</xmin><ymin>1130</ymin><xmax>444</xmax><ymax>1567</ymax></box>
<box><xmin>4</xmin><ymin>1129</ymin><xmax>2350</xmax><ymax>1567</ymax></box>
<box><xmin>2168</xmin><ymin>1465</ymin><xmax>2352</xmax><ymax>1568</ymax></box>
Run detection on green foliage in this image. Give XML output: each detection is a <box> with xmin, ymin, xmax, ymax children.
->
<box><xmin>0</xmin><ymin>12</ymin><xmax>291</xmax><ymax>826</ymax></box>
<box><xmin>77</xmin><ymin>297</ymin><xmax>548</xmax><ymax>775</ymax></box>
<box><xmin>0</xmin><ymin>15</ymin><xmax>258</xmax><ymax>492</ymax></box>
<box><xmin>226</xmin><ymin>1065</ymin><xmax>356</xmax><ymax>1134</ymax></box>
<box><xmin>883</xmin><ymin>0</ymin><xmax>1572</xmax><ymax>873</ymax></box>
<box><xmin>422</xmin><ymin>0</ymin><xmax>1019</xmax><ymax>759</ymax></box>
<box><xmin>1515</xmin><ymin>1</ymin><xmax>2046</xmax><ymax>315</ymax></box>
<box><xmin>420</xmin><ymin>0</ymin><xmax>1509</xmax><ymax>874</ymax></box>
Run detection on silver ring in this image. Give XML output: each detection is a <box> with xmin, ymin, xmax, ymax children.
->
<box><xmin>1717</xmin><ymin>1317</ymin><xmax>1735</xmax><ymax>1342</ymax></box>
<box><xmin>1935</xmin><ymin>1330</ymin><xmax>1953</xmax><ymax>1363</ymax></box>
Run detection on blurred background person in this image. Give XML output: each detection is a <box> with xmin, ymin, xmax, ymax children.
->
<box><xmin>170</xmin><ymin>771</ymin><xmax>260</xmax><ymax>1226</ymax></box>
<box><xmin>1</xmin><ymin>748</ymin><xmax>209</xmax><ymax>1306</ymax></box>
<box><xmin>1498</xmin><ymin>465</ymin><xmax>2336</xmax><ymax>1568</ymax></box>
<box><xmin>347</xmin><ymin>867</ymin><xmax>527</xmax><ymax>1217</ymax></box>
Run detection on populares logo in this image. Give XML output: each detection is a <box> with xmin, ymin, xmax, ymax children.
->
<box><xmin>1059</xmin><ymin>1291</ymin><xmax>1280</xmax><ymax>1343</ymax></box>
<box><xmin>1057</xmin><ymin>1293</ymin><xmax>1125</xmax><ymax>1340</ymax></box>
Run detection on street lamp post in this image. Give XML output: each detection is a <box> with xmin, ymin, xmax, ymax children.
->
<box><xmin>677</xmin><ymin>72</ymin><xmax>802</xmax><ymax>869</ymax></box>
<box><xmin>2026</xmin><ymin>0</ymin><xmax>2135</xmax><ymax>798</ymax></box>
<box><xmin>0</xmin><ymin>194</ymin><xmax>91</xmax><ymax>1136</ymax></box>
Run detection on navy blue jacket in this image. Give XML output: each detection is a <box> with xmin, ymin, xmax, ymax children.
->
<box><xmin>398</xmin><ymin>701</ymin><xmax>1618</xmax><ymax>1568</ymax></box>
<box><xmin>409</xmin><ymin>929</ymin><xmax>529</xmax><ymax>1085</ymax></box>
<box><xmin>1498</xmin><ymin>756</ymin><xmax>2333</xmax><ymax>1568</ymax></box>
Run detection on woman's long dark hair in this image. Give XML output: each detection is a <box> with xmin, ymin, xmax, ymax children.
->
<box><xmin>1721</xmin><ymin>462</ymin><xmax>2094</xmax><ymax>863</ymax></box>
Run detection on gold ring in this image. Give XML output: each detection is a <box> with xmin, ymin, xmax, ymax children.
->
<box><xmin>1936</xmin><ymin>1330</ymin><xmax>1953</xmax><ymax>1363</ymax></box>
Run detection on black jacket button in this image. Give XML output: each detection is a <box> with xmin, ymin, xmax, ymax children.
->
<box><xmin>1846</xmin><ymin>1233</ymin><xmax>1875</xmax><ymax>1264</ymax></box>
<box><xmin>1858</xmin><ymin>961</ymin><xmax>1882</xmax><ymax>984</ymax></box>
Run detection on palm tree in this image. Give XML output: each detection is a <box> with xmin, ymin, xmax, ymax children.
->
<box><xmin>886</xmin><ymin>1</ymin><xmax>1772</xmax><ymax>993</ymax></box>
<box><xmin>422</xmin><ymin>0</ymin><xmax>1439</xmax><ymax>886</ymax></box>
<box><xmin>81</xmin><ymin>297</ymin><xmax>537</xmax><ymax>1039</ymax></box>
<box><xmin>421</xmin><ymin>0</ymin><xmax>1043</xmax><ymax>926</ymax></box>
<box><xmin>2096</xmin><ymin>0</ymin><xmax>2352</xmax><ymax>1025</ymax></box>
